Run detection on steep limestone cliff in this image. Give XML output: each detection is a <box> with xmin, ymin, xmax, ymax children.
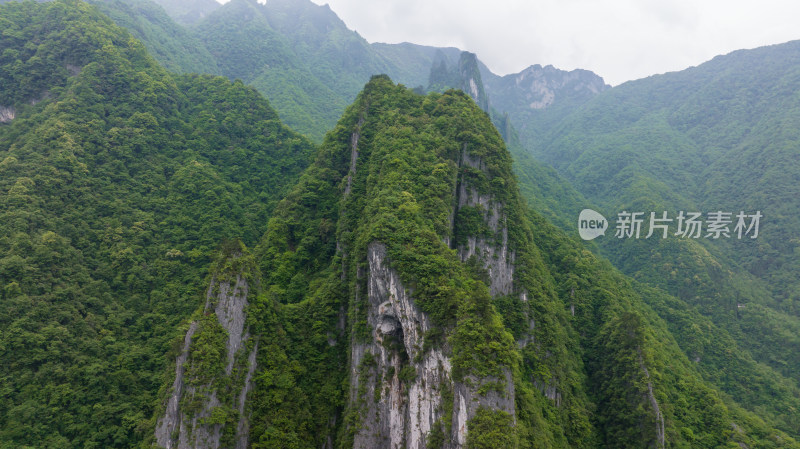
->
<box><xmin>428</xmin><ymin>51</ymin><xmax>490</xmax><ymax>113</ymax></box>
<box><xmin>457</xmin><ymin>52</ymin><xmax>490</xmax><ymax>113</ymax></box>
<box><xmin>149</xmin><ymin>76</ymin><xmax>783</xmax><ymax>449</ymax></box>
<box><xmin>349</xmin><ymin>242</ymin><xmax>452</xmax><ymax>449</ymax></box>
<box><xmin>332</xmin><ymin>76</ymin><xmax>527</xmax><ymax>449</ymax></box>
<box><xmin>454</xmin><ymin>145</ymin><xmax>515</xmax><ymax>298</ymax></box>
<box><xmin>155</xmin><ymin>244</ymin><xmax>258</xmax><ymax>449</ymax></box>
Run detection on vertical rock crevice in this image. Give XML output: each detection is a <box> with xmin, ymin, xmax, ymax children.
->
<box><xmin>344</xmin><ymin>115</ymin><xmax>366</xmax><ymax>197</ymax></box>
<box><xmin>350</xmin><ymin>242</ymin><xmax>516</xmax><ymax>449</ymax></box>
<box><xmin>639</xmin><ymin>352</ymin><xmax>666</xmax><ymax>449</ymax></box>
<box><xmin>155</xmin><ymin>322</ymin><xmax>199</xmax><ymax>448</ymax></box>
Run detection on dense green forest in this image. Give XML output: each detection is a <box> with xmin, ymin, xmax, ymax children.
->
<box><xmin>89</xmin><ymin>0</ymin><xmax>219</xmax><ymax>74</ymax></box>
<box><xmin>2</xmin><ymin>0</ymin><xmax>800</xmax><ymax>448</ymax></box>
<box><xmin>151</xmin><ymin>73</ymin><xmax>800</xmax><ymax>449</ymax></box>
<box><xmin>89</xmin><ymin>0</ymin><xmax>462</xmax><ymax>142</ymax></box>
<box><xmin>524</xmin><ymin>40</ymin><xmax>800</xmax><ymax>420</ymax></box>
<box><xmin>0</xmin><ymin>1</ymin><xmax>313</xmax><ymax>446</ymax></box>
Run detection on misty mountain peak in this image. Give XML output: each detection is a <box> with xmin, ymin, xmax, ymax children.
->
<box><xmin>512</xmin><ymin>64</ymin><xmax>609</xmax><ymax>109</ymax></box>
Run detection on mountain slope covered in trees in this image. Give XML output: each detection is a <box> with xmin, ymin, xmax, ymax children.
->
<box><xmin>93</xmin><ymin>0</ymin><xmax>584</xmax><ymax>147</ymax></box>
<box><xmin>0</xmin><ymin>1</ymin><xmax>313</xmax><ymax>446</ymax></box>
<box><xmin>150</xmin><ymin>74</ymin><xmax>800</xmax><ymax>449</ymax></box>
<box><xmin>414</xmin><ymin>44</ymin><xmax>800</xmax><ymax>439</ymax></box>
<box><xmin>89</xmin><ymin>0</ymin><xmax>220</xmax><ymax>75</ymax></box>
<box><xmin>526</xmin><ymin>41</ymin><xmax>800</xmax><ymax>415</ymax></box>
<box><xmin>2</xmin><ymin>1</ymin><xmax>800</xmax><ymax>448</ymax></box>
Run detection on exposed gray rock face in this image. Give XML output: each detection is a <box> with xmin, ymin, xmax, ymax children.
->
<box><xmin>533</xmin><ymin>379</ymin><xmax>562</xmax><ymax>407</ymax></box>
<box><xmin>426</xmin><ymin>50</ymin><xmax>490</xmax><ymax>113</ymax></box>
<box><xmin>458</xmin><ymin>52</ymin><xmax>489</xmax><ymax>112</ymax></box>
<box><xmin>351</xmin><ymin>242</ymin><xmax>452</xmax><ymax>449</ymax></box>
<box><xmin>639</xmin><ymin>352</ymin><xmax>665</xmax><ymax>449</ymax></box>
<box><xmin>349</xmin><ymin>243</ymin><xmax>515</xmax><ymax>449</ymax></box>
<box><xmin>207</xmin><ymin>277</ymin><xmax>250</xmax><ymax>375</ymax></box>
<box><xmin>517</xmin><ymin>64</ymin><xmax>608</xmax><ymax>109</ymax></box>
<box><xmin>235</xmin><ymin>343</ymin><xmax>258</xmax><ymax>449</ymax></box>
<box><xmin>454</xmin><ymin>146</ymin><xmax>515</xmax><ymax>298</ymax></box>
<box><xmin>486</xmin><ymin>64</ymin><xmax>609</xmax><ymax>111</ymax></box>
<box><xmin>155</xmin><ymin>322</ymin><xmax>198</xmax><ymax>448</ymax></box>
<box><xmin>0</xmin><ymin>106</ymin><xmax>14</xmax><ymax>123</ymax></box>
<box><xmin>452</xmin><ymin>371</ymin><xmax>515</xmax><ymax>445</ymax></box>
<box><xmin>344</xmin><ymin>117</ymin><xmax>364</xmax><ymax>197</ymax></box>
<box><xmin>155</xmin><ymin>272</ymin><xmax>256</xmax><ymax>449</ymax></box>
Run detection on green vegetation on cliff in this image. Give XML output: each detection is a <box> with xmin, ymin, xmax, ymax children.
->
<box><xmin>238</xmin><ymin>76</ymin><xmax>798</xmax><ymax>448</ymax></box>
<box><xmin>0</xmin><ymin>1</ymin><xmax>313</xmax><ymax>447</ymax></box>
<box><xmin>2</xmin><ymin>1</ymin><xmax>799</xmax><ymax>448</ymax></box>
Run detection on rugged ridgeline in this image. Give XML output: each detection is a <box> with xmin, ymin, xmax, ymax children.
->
<box><xmin>191</xmin><ymin>0</ymin><xmax>401</xmax><ymax>142</ymax></box>
<box><xmin>4</xmin><ymin>1</ymin><xmax>800</xmax><ymax>448</ymax></box>
<box><xmin>83</xmin><ymin>0</ymin><xmax>602</xmax><ymax>238</ymax></box>
<box><xmin>428</xmin><ymin>51</ymin><xmax>490</xmax><ymax>113</ymax></box>
<box><xmin>479</xmin><ymin>64</ymin><xmax>610</xmax><ymax>151</ymax></box>
<box><xmin>0</xmin><ymin>1</ymin><xmax>314</xmax><ymax>447</ymax></box>
<box><xmin>421</xmin><ymin>39</ymin><xmax>800</xmax><ymax>442</ymax></box>
<box><xmin>423</xmin><ymin>49</ymin><xmax>594</xmax><ymax>229</ymax></box>
<box><xmin>151</xmin><ymin>76</ymin><xmax>800</xmax><ymax>448</ymax></box>
<box><xmin>85</xmin><ymin>0</ymin><xmax>605</xmax><ymax>229</ymax></box>
<box><xmin>91</xmin><ymin>0</ymin><xmax>597</xmax><ymax>147</ymax></box>
<box><xmin>531</xmin><ymin>40</ymin><xmax>800</xmax><ymax>308</ymax></box>
<box><xmin>150</xmin><ymin>0</ymin><xmax>220</xmax><ymax>26</ymax></box>
<box><xmin>413</xmin><ymin>26</ymin><xmax>800</xmax><ymax>442</ymax></box>
<box><xmin>81</xmin><ymin>2</ymin><xmax>800</xmax><ymax>435</ymax></box>
<box><xmin>251</xmin><ymin>75</ymin><xmax>589</xmax><ymax>448</ymax></box>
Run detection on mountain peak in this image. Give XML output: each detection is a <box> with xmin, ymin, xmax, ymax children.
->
<box><xmin>510</xmin><ymin>64</ymin><xmax>609</xmax><ymax>108</ymax></box>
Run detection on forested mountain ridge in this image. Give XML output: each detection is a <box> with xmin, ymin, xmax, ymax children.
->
<box><xmin>535</xmin><ymin>39</ymin><xmax>800</xmax><ymax>304</ymax></box>
<box><xmin>150</xmin><ymin>0</ymin><xmax>219</xmax><ymax>25</ymax></box>
<box><xmin>2</xmin><ymin>0</ymin><xmax>800</xmax><ymax>448</ymax></box>
<box><xmin>0</xmin><ymin>1</ymin><xmax>313</xmax><ymax>446</ymax></box>
<box><xmin>84</xmin><ymin>0</ymin><xmax>598</xmax><ymax>237</ymax></box>
<box><xmin>415</xmin><ymin>37</ymin><xmax>800</xmax><ymax>440</ymax></box>
<box><xmin>149</xmin><ymin>73</ymin><xmax>800</xmax><ymax>449</ymax></box>
<box><xmin>479</xmin><ymin>63</ymin><xmax>610</xmax><ymax>154</ymax></box>
<box><xmin>88</xmin><ymin>0</ymin><xmax>604</xmax><ymax>145</ymax></box>
<box><xmin>89</xmin><ymin>0</ymin><xmax>220</xmax><ymax>74</ymax></box>
<box><xmin>527</xmin><ymin>39</ymin><xmax>800</xmax><ymax>411</ymax></box>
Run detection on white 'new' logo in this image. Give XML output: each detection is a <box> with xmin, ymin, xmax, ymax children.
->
<box><xmin>578</xmin><ymin>209</ymin><xmax>608</xmax><ymax>241</ymax></box>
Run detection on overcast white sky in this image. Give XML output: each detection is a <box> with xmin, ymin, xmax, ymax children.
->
<box><xmin>301</xmin><ymin>0</ymin><xmax>800</xmax><ymax>86</ymax></box>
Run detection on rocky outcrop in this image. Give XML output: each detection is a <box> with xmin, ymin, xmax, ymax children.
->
<box><xmin>344</xmin><ymin>116</ymin><xmax>364</xmax><ymax>197</ymax></box>
<box><xmin>209</xmin><ymin>276</ymin><xmax>250</xmax><ymax>375</ymax></box>
<box><xmin>0</xmin><ymin>106</ymin><xmax>14</xmax><ymax>123</ymax></box>
<box><xmin>454</xmin><ymin>146</ymin><xmax>515</xmax><ymax>297</ymax></box>
<box><xmin>349</xmin><ymin>231</ymin><xmax>517</xmax><ymax>448</ymax></box>
<box><xmin>488</xmin><ymin>64</ymin><xmax>609</xmax><ymax>111</ymax></box>
<box><xmin>333</xmin><ymin>135</ymin><xmax>522</xmax><ymax>445</ymax></box>
<box><xmin>155</xmin><ymin>322</ymin><xmax>199</xmax><ymax>449</ymax></box>
<box><xmin>235</xmin><ymin>343</ymin><xmax>258</xmax><ymax>449</ymax></box>
<box><xmin>155</xmin><ymin>266</ymin><xmax>257</xmax><ymax>449</ymax></box>
<box><xmin>639</xmin><ymin>353</ymin><xmax>665</xmax><ymax>449</ymax></box>
<box><xmin>350</xmin><ymin>242</ymin><xmax>453</xmax><ymax>449</ymax></box>
<box><xmin>427</xmin><ymin>51</ymin><xmax>490</xmax><ymax>113</ymax></box>
<box><xmin>457</xmin><ymin>52</ymin><xmax>490</xmax><ymax>112</ymax></box>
